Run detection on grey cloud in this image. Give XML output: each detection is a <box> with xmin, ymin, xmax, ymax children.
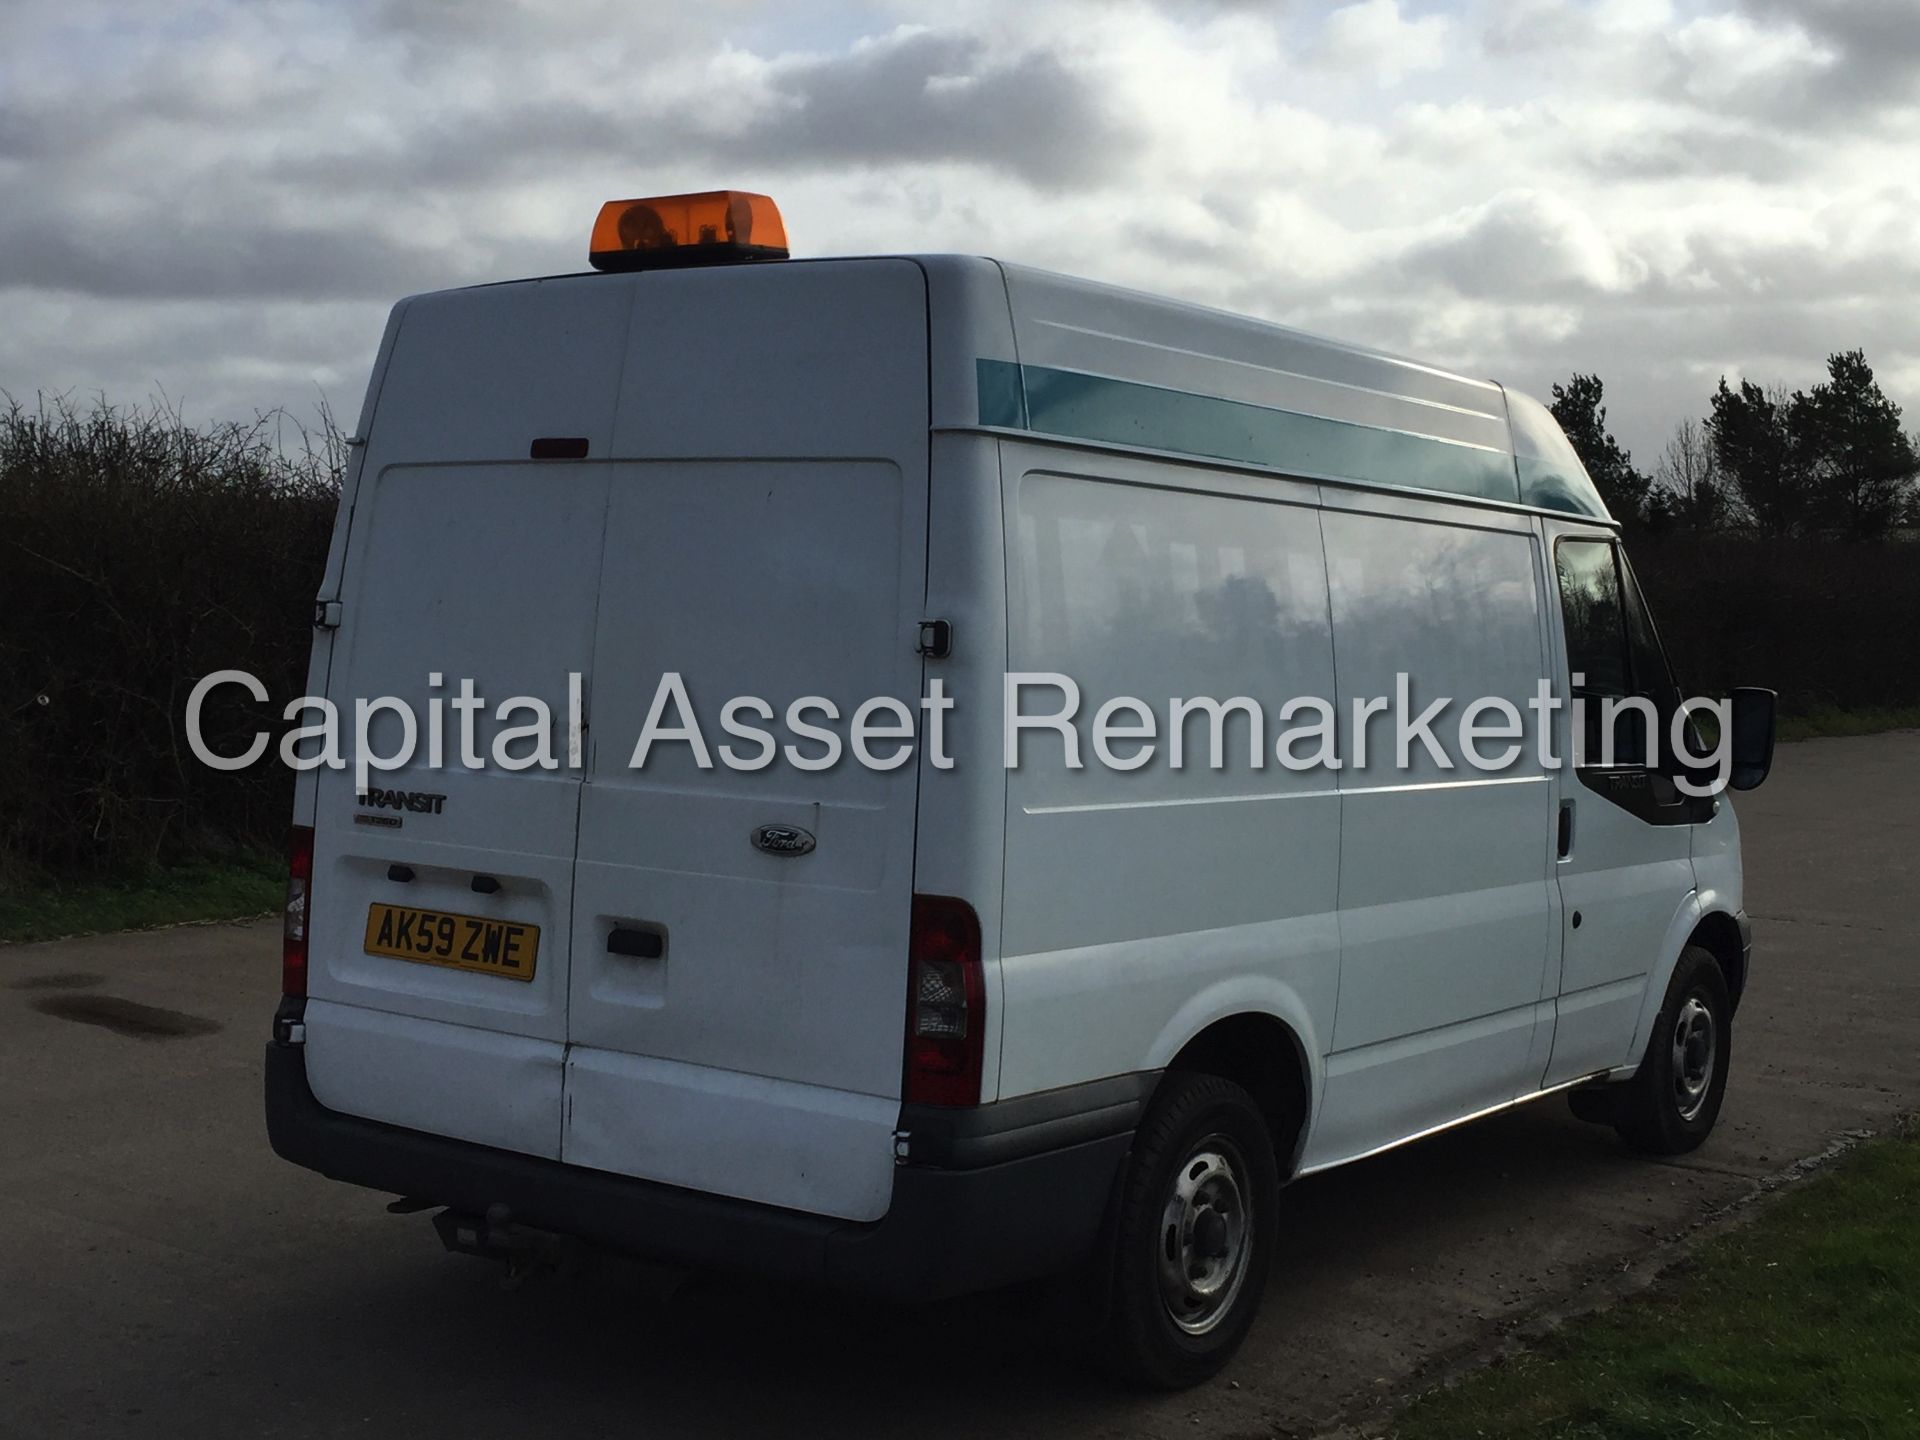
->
<box><xmin>281</xmin><ymin>96</ymin><xmax>636</xmax><ymax>193</ymax></box>
<box><xmin>0</xmin><ymin>44</ymin><xmax>337</xmax><ymax>176</ymax></box>
<box><xmin>1389</xmin><ymin>190</ymin><xmax>1920</xmax><ymax>317</ymax></box>
<box><xmin>702</xmin><ymin>31</ymin><xmax>1136</xmax><ymax>188</ymax></box>
<box><xmin>284</xmin><ymin>29</ymin><xmax>1131</xmax><ymax>197</ymax></box>
<box><xmin>1670</xmin><ymin>0</ymin><xmax>1920</xmax><ymax>126</ymax></box>
<box><xmin>1396</xmin><ymin>192</ymin><xmax>1636</xmax><ymax>300</ymax></box>
<box><xmin>0</xmin><ymin>104</ymin><xmax>43</xmax><ymax>161</ymax></box>
<box><xmin>1656</xmin><ymin>229</ymin><xmax>1920</xmax><ymax>309</ymax></box>
<box><xmin>0</xmin><ymin>288</ymin><xmax>391</xmax><ymax>430</ymax></box>
<box><xmin>362</xmin><ymin>0</ymin><xmax>699</xmax><ymax>52</ymax></box>
<box><xmin>0</xmin><ymin>210</ymin><xmax>478</xmax><ymax>302</ymax></box>
<box><xmin>0</xmin><ymin>18</ymin><xmax>1134</xmax><ymax>319</ymax></box>
<box><xmin>1143</xmin><ymin>0</ymin><xmax>1290</xmax><ymax>13</ymax></box>
<box><xmin>1737</xmin><ymin>0</ymin><xmax>1920</xmax><ymax>106</ymax></box>
<box><xmin>1577</xmin><ymin>122</ymin><xmax>1804</xmax><ymax>184</ymax></box>
<box><xmin>369</xmin><ymin>0</ymin><xmax>544</xmax><ymax>38</ymax></box>
<box><xmin>1480</xmin><ymin>2</ymin><xmax>1590</xmax><ymax>57</ymax></box>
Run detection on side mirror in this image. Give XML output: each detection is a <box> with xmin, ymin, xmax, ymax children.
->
<box><xmin>1728</xmin><ymin>687</ymin><xmax>1777</xmax><ymax>792</ymax></box>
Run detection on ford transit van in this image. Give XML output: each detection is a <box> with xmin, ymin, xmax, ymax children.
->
<box><xmin>266</xmin><ymin>190</ymin><xmax>1775</xmax><ymax>1387</ymax></box>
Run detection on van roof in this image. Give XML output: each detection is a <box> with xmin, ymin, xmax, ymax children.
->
<box><xmin>404</xmin><ymin>253</ymin><xmax>1613</xmax><ymax>525</ymax></box>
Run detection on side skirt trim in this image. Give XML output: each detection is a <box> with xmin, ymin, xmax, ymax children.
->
<box><xmin>1297</xmin><ymin>1068</ymin><xmax>1617</xmax><ymax>1177</ymax></box>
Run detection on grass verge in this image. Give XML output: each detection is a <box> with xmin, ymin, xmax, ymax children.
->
<box><xmin>1390</xmin><ymin>1126</ymin><xmax>1920</xmax><ymax>1439</ymax></box>
<box><xmin>1778</xmin><ymin>704</ymin><xmax>1920</xmax><ymax>741</ymax></box>
<box><xmin>0</xmin><ymin>852</ymin><xmax>282</xmax><ymax>944</ymax></box>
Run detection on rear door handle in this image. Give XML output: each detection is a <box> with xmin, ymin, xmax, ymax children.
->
<box><xmin>607</xmin><ymin>927</ymin><xmax>664</xmax><ymax>960</ymax></box>
<box><xmin>1557</xmin><ymin>800</ymin><xmax>1576</xmax><ymax>859</ymax></box>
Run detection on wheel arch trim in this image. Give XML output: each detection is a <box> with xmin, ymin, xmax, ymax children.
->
<box><xmin>1143</xmin><ymin>979</ymin><xmax>1323</xmax><ymax>1175</ymax></box>
<box><xmin>1625</xmin><ymin>891</ymin><xmax>1745</xmax><ymax>1071</ymax></box>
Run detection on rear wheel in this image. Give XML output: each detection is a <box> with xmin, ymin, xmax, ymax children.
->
<box><xmin>1613</xmin><ymin>945</ymin><xmax>1731</xmax><ymax>1155</ymax></box>
<box><xmin>1100</xmin><ymin>1072</ymin><xmax>1277</xmax><ymax>1388</ymax></box>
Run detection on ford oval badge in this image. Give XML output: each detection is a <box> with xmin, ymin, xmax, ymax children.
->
<box><xmin>751</xmin><ymin>824</ymin><xmax>816</xmax><ymax>857</ymax></box>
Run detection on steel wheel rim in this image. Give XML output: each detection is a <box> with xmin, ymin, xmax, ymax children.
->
<box><xmin>1156</xmin><ymin>1135</ymin><xmax>1253</xmax><ymax>1336</ymax></box>
<box><xmin>1672</xmin><ymin>995</ymin><xmax>1717</xmax><ymax>1122</ymax></box>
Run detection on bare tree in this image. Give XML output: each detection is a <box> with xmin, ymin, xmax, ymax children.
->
<box><xmin>1653</xmin><ymin>418</ymin><xmax>1730</xmax><ymax>533</ymax></box>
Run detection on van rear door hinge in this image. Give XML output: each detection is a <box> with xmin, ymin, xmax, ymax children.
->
<box><xmin>916</xmin><ymin>619</ymin><xmax>952</xmax><ymax>659</ymax></box>
<box><xmin>314</xmin><ymin>599</ymin><xmax>343</xmax><ymax>631</ymax></box>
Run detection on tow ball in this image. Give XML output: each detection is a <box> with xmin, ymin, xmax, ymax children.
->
<box><xmin>430</xmin><ymin>1202</ymin><xmax>575</xmax><ymax>1289</ymax></box>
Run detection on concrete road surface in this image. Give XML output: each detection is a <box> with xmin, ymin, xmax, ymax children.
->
<box><xmin>3</xmin><ymin>733</ymin><xmax>1916</xmax><ymax>1439</ymax></box>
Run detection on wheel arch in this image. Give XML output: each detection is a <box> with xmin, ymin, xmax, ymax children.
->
<box><xmin>1687</xmin><ymin>909</ymin><xmax>1749</xmax><ymax>1013</ymax></box>
<box><xmin>1155</xmin><ymin>1008</ymin><xmax>1316</xmax><ymax>1180</ymax></box>
<box><xmin>1626</xmin><ymin>893</ymin><xmax>1750</xmax><ymax>1072</ymax></box>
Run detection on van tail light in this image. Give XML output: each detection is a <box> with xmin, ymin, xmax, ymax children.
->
<box><xmin>903</xmin><ymin>895</ymin><xmax>985</xmax><ymax>1107</ymax></box>
<box><xmin>283</xmin><ymin>825</ymin><xmax>314</xmax><ymax>999</ymax></box>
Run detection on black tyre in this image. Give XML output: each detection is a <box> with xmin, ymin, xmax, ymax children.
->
<box><xmin>1614</xmin><ymin>945</ymin><xmax>1731</xmax><ymax>1155</ymax></box>
<box><xmin>1100</xmin><ymin>1072</ymin><xmax>1278</xmax><ymax>1389</ymax></box>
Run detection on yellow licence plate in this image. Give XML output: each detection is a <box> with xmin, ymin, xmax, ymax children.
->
<box><xmin>364</xmin><ymin>903</ymin><xmax>539</xmax><ymax>982</ymax></box>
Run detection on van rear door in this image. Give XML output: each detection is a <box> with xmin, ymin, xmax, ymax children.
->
<box><xmin>562</xmin><ymin>260</ymin><xmax>930</xmax><ymax>1223</ymax></box>
<box><xmin>302</xmin><ymin>278</ymin><xmax>633</xmax><ymax>1161</ymax></box>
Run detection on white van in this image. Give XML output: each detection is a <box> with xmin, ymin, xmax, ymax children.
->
<box><xmin>266</xmin><ymin>191</ymin><xmax>1775</xmax><ymax>1387</ymax></box>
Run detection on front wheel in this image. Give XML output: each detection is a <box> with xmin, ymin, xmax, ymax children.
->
<box><xmin>1613</xmin><ymin>945</ymin><xmax>1732</xmax><ymax>1155</ymax></box>
<box><xmin>1099</xmin><ymin>1072</ymin><xmax>1278</xmax><ymax>1388</ymax></box>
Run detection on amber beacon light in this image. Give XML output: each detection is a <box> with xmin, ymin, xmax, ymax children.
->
<box><xmin>588</xmin><ymin>190</ymin><xmax>790</xmax><ymax>272</ymax></box>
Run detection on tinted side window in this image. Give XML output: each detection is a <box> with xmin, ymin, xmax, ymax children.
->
<box><xmin>1555</xmin><ymin>540</ymin><xmax>1643</xmax><ymax>764</ymax></box>
<box><xmin>1556</xmin><ymin>541</ymin><xmax>1630</xmax><ymax>696</ymax></box>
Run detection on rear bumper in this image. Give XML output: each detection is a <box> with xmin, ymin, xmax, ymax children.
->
<box><xmin>265</xmin><ymin>1042</ymin><xmax>1142</xmax><ymax>1302</ymax></box>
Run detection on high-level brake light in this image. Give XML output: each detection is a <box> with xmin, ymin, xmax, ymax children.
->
<box><xmin>588</xmin><ymin>190</ymin><xmax>790</xmax><ymax>272</ymax></box>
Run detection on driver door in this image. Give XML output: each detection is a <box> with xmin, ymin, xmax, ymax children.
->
<box><xmin>1543</xmin><ymin>530</ymin><xmax>1704</xmax><ymax>1086</ymax></box>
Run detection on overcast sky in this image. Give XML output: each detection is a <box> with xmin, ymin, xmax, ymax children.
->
<box><xmin>3</xmin><ymin>0</ymin><xmax>1915</xmax><ymax>466</ymax></box>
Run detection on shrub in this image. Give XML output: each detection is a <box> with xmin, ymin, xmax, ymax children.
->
<box><xmin>0</xmin><ymin>395</ymin><xmax>339</xmax><ymax>874</ymax></box>
<box><xmin>1630</xmin><ymin>534</ymin><xmax>1920</xmax><ymax>715</ymax></box>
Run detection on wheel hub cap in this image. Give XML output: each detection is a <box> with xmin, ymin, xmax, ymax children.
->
<box><xmin>1672</xmin><ymin>995</ymin><xmax>1717</xmax><ymax>1122</ymax></box>
<box><xmin>1157</xmin><ymin>1140</ymin><xmax>1253</xmax><ymax>1336</ymax></box>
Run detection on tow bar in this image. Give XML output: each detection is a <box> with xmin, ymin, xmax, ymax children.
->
<box><xmin>431</xmin><ymin>1202</ymin><xmax>576</xmax><ymax>1288</ymax></box>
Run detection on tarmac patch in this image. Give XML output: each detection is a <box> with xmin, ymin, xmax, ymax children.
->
<box><xmin>31</xmin><ymin>994</ymin><xmax>222</xmax><ymax>1040</ymax></box>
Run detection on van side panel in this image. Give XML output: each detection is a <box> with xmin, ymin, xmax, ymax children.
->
<box><xmin>915</xmin><ymin>257</ymin><xmax>1020</xmax><ymax>1102</ymax></box>
<box><xmin>998</xmin><ymin>264</ymin><xmax>1508</xmax><ymax>448</ymax></box>
<box><xmin>994</xmin><ymin>263</ymin><xmax>1519</xmax><ymax>508</ymax></box>
<box><xmin>912</xmin><ymin>434</ymin><xmax>1015</xmax><ymax>1103</ymax></box>
<box><xmin>995</xmin><ymin>445</ymin><xmax>1342</xmax><ymax>1099</ymax></box>
<box><xmin>1304</xmin><ymin>498</ymin><xmax>1556</xmax><ymax>1167</ymax></box>
<box><xmin>294</xmin><ymin>302</ymin><xmax>410</xmax><ymax>830</ymax></box>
